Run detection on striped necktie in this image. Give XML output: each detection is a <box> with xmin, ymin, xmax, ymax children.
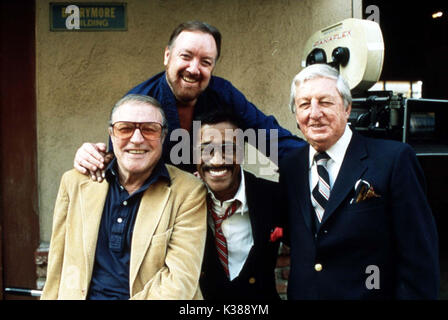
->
<box><xmin>311</xmin><ymin>152</ymin><xmax>331</xmax><ymax>223</ymax></box>
<box><xmin>210</xmin><ymin>200</ymin><xmax>240</xmax><ymax>278</ymax></box>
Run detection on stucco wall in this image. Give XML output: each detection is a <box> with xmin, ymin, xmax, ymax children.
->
<box><xmin>37</xmin><ymin>0</ymin><xmax>359</xmax><ymax>241</ymax></box>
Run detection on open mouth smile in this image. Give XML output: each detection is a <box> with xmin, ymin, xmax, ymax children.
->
<box><xmin>203</xmin><ymin>165</ymin><xmax>233</xmax><ymax>178</ymax></box>
<box><xmin>127</xmin><ymin>150</ymin><xmax>147</xmax><ymax>154</ymax></box>
<box><xmin>182</xmin><ymin>75</ymin><xmax>198</xmax><ymax>83</ymax></box>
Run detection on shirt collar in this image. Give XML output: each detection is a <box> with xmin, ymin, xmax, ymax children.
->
<box><xmin>105</xmin><ymin>157</ymin><xmax>171</xmax><ymax>192</ymax></box>
<box><xmin>309</xmin><ymin>125</ymin><xmax>353</xmax><ymax>168</ymax></box>
<box><xmin>207</xmin><ymin>167</ymin><xmax>248</xmax><ymax>216</ymax></box>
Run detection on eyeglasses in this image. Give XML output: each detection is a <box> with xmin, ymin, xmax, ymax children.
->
<box><xmin>110</xmin><ymin>121</ymin><xmax>165</xmax><ymax>140</ymax></box>
<box><xmin>195</xmin><ymin>143</ymin><xmax>243</xmax><ymax>161</ymax></box>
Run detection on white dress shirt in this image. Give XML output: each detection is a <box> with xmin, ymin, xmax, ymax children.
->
<box><xmin>309</xmin><ymin>125</ymin><xmax>353</xmax><ymax>194</ymax></box>
<box><xmin>207</xmin><ymin>169</ymin><xmax>253</xmax><ymax>281</ymax></box>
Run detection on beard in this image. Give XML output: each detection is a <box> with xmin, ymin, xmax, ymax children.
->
<box><xmin>165</xmin><ymin>69</ymin><xmax>209</xmax><ymax>104</ymax></box>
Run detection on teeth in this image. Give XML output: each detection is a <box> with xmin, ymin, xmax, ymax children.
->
<box><xmin>128</xmin><ymin>150</ymin><xmax>146</xmax><ymax>154</ymax></box>
<box><xmin>208</xmin><ymin>168</ymin><xmax>228</xmax><ymax>177</ymax></box>
<box><xmin>182</xmin><ymin>76</ymin><xmax>197</xmax><ymax>83</ymax></box>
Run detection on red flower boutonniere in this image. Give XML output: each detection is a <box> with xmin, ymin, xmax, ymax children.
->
<box><xmin>270</xmin><ymin>227</ymin><xmax>283</xmax><ymax>242</ymax></box>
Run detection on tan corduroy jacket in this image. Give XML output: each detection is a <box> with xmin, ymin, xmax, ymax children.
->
<box><xmin>41</xmin><ymin>165</ymin><xmax>207</xmax><ymax>300</ymax></box>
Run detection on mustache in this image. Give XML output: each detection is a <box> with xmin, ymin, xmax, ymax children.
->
<box><xmin>181</xmin><ymin>71</ymin><xmax>201</xmax><ymax>80</ymax></box>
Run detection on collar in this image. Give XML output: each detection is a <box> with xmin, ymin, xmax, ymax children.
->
<box><xmin>105</xmin><ymin>157</ymin><xmax>171</xmax><ymax>191</ymax></box>
<box><xmin>207</xmin><ymin>167</ymin><xmax>248</xmax><ymax>217</ymax></box>
<box><xmin>309</xmin><ymin>125</ymin><xmax>353</xmax><ymax>168</ymax></box>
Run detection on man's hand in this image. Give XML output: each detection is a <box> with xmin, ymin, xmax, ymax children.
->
<box><xmin>74</xmin><ymin>142</ymin><xmax>112</xmax><ymax>182</ymax></box>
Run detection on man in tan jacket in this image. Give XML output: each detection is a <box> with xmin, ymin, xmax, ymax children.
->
<box><xmin>41</xmin><ymin>94</ymin><xmax>207</xmax><ymax>300</ymax></box>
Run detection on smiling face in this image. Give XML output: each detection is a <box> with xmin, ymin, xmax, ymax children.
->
<box><xmin>294</xmin><ymin>77</ymin><xmax>351</xmax><ymax>152</ymax></box>
<box><xmin>109</xmin><ymin>101</ymin><xmax>165</xmax><ymax>182</ymax></box>
<box><xmin>196</xmin><ymin>121</ymin><xmax>242</xmax><ymax>202</ymax></box>
<box><xmin>164</xmin><ymin>30</ymin><xmax>217</xmax><ymax>106</ymax></box>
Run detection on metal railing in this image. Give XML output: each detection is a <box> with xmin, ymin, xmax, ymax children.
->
<box><xmin>4</xmin><ymin>287</ymin><xmax>42</xmax><ymax>297</ymax></box>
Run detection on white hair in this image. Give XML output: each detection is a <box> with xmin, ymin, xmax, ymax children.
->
<box><xmin>289</xmin><ymin>64</ymin><xmax>352</xmax><ymax>113</ymax></box>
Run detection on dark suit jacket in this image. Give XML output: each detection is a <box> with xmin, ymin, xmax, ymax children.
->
<box><xmin>279</xmin><ymin>131</ymin><xmax>439</xmax><ymax>300</ymax></box>
<box><xmin>200</xmin><ymin>170</ymin><xmax>281</xmax><ymax>300</ymax></box>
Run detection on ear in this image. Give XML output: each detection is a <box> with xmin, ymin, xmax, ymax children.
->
<box><xmin>345</xmin><ymin>104</ymin><xmax>352</xmax><ymax>119</ymax></box>
<box><xmin>163</xmin><ymin>47</ymin><xmax>170</xmax><ymax>67</ymax></box>
<box><xmin>160</xmin><ymin>130</ymin><xmax>167</xmax><ymax>145</ymax></box>
<box><xmin>108</xmin><ymin>127</ymin><xmax>115</xmax><ymax>140</ymax></box>
<box><xmin>294</xmin><ymin>108</ymin><xmax>301</xmax><ymax>127</ymax></box>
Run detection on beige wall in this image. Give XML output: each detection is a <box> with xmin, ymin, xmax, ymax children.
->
<box><xmin>37</xmin><ymin>0</ymin><xmax>359</xmax><ymax>241</ymax></box>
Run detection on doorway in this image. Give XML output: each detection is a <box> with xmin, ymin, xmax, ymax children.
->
<box><xmin>0</xmin><ymin>0</ymin><xmax>40</xmax><ymax>300</ymax></box>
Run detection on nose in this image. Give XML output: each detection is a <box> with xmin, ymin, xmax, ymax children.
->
<box><xmin>209</xmin><ymin>149</ymin><xmax>225</xmax><ymax>166</ymax></box>
<box><xmin>309</xmin><ymin>98</ymin><xmax>323</xmax><ymax>119</ymax></box>
<box><xmin>186</xmin><ymin>58</ymin><xmax>200</xmax><ymax>76</ymax></box>
<box><xmin>129</xmin><ymin>127</ymin><xmax>145</xmax><ymax>144</ymax></box>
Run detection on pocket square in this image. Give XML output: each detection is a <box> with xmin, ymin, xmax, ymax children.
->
<box><xmin>270</xmin><ymin>227</ymin><xmax>283</xmax><ymax>242</ymax></box>
<box><xmin>351</xmin><ymin>179</ymin><xmax>381</xmax><ymax>204</ymax></box>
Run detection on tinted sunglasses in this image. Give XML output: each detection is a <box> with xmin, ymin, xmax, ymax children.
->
<box><xmin>110</xmin><ymin>121</ymin><xmax>165</xmax><ymax>140</ymax></box>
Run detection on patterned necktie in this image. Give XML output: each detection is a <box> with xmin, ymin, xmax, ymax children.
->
<box><xmin>210</xmin><ymin>200</ymin><xmax>240</xmax><ymax>278</ymax></box>
<box><xmin>311</xmin><ymin>152</ymin><xmax>331</xmax><ymax>223</ymax></box>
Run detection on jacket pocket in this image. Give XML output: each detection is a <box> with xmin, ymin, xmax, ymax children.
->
<box><xmin>146</xmin><ymin>227</ymin><xmax>173</xmax><ymax>268</ymax></box>
<box><xmin>348</xmin><ymin>198</ymin><xmax>385</xmax><ymax>213</ymax></box>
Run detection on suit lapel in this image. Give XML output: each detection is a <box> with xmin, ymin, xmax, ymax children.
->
<box><xmin>321</xmin><ymin>132</ymin><xmax>368</xmax><ymax>226</ymax></box>
<box><xmin>129</xmin><ymin>180</ymin><xmax>171</xmax><ymax>287</ymax></box>
<box><xmin>292</xmin><ymin>146</ymin><xmax>313</xmax><ymax>232</ymax></box>
<box><xmin>243</xmin><ymin>171</ymin><xmax>259</xmax><ymax>245</ymax></box>
<box><xmin>80</xmin><ymin>179</ymin><xmax>109</xmax><ymax>277</ymax></box>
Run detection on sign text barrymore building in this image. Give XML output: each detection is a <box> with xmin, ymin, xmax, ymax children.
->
<box><xmin>50</xmin><ymin>3</ymin><xmax>127</xmax><ymax>31</ymax></box>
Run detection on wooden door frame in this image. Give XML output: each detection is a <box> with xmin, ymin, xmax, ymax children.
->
<box><xmin>0</xmin><ymin>0</ymin><xmax>39</xmax><ymax>299</ymax></box>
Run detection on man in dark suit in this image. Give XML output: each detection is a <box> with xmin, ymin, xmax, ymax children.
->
<box><xmin>279</xmin><ymin>63</ymin><xmax>439</xmax><ymax>299</ymax></box>
<box><xmin>194</xmin><ymin>109</ymin><xmax>282</xmax><ymax>300</ymax></box>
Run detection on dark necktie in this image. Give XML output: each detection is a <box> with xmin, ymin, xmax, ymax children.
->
<box><xmin>311</xmin><ymin>152</ymin><xmax>331</xmax><ymax>223</ymax></box>
<box><xmin>210</xmin><ymin>200</ymin><xmax>240</xmax><ymax>278</ymax></box>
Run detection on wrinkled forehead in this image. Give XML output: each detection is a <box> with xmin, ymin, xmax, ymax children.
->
<box><xmin>112</xmin><ymin>102</ymin><xmax>163</xmax><ymax>123</ymax></box>
<box><xmin>197</xmin><ymin>122</ymin><xmax>239</xmax><ymax>145</ymax></box>
<box><xmin>295</xmin><ymin>77</ymin><xmax>340</xmax><ymax>98</ymax></box>
<box><xmin>171</xmin><ymin>30</ymin><xmax>218</xmax><ymax>58</ymax></box>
